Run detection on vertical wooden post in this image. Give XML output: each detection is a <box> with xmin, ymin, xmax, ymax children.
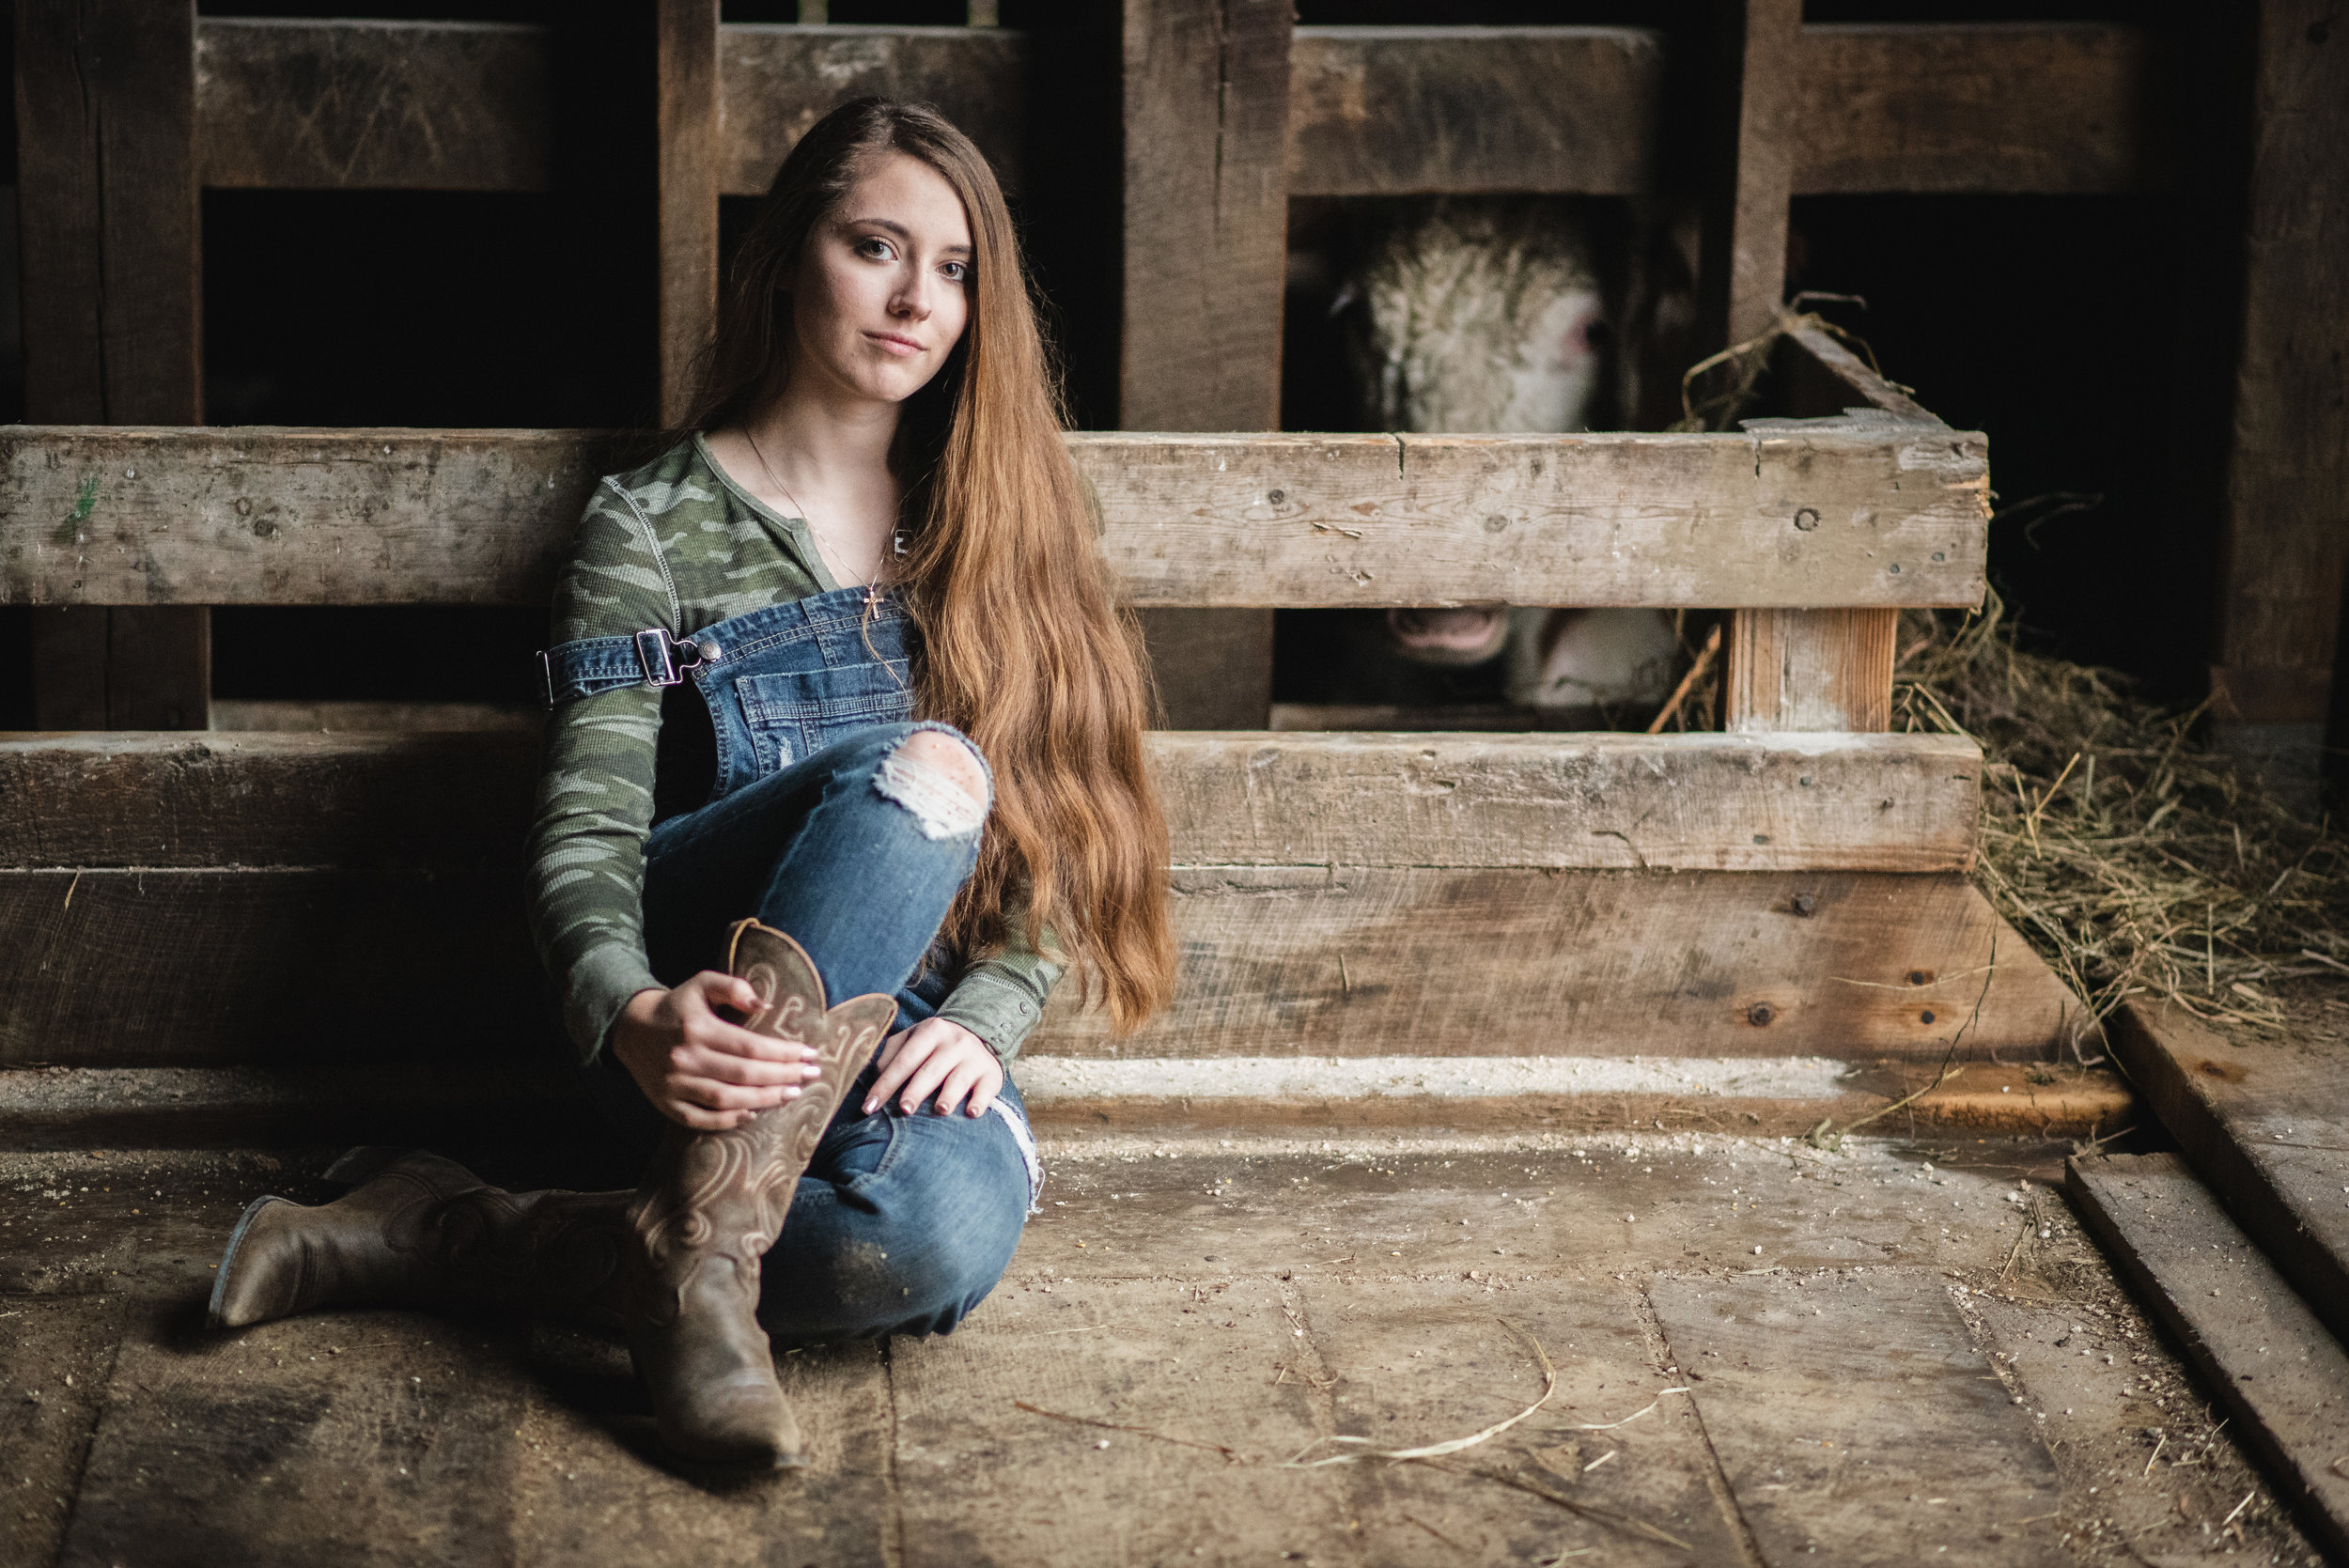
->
<box><xmin>1701</xmin><ymin>0</ymin><xmax>1892</xmax><ymax>735</ymax></box>
<box><xmin>1119</xmin><ymin>0</ymin><xmax>1291</xmax><ymax>728</ymax></box>
<box><xmin>656</xmin><ymin>0</ymin><xmax>721</xmax><ymax>427</ymax></box>
<box><xmin>1722</xmin><ymin>611</ymin><xmax>1897</xmax><ymax>734</ymax></box>
<box><xmin>1695</xmin><ymin>0</ymin><xmax>1799</xmax><ymax>351</ymax></box>
<box><xmin>16</xmin><ymin>0</ymin><xmax>210</xmax><ymax>729</ymax></box>
<box><xmin>2208</xmin><ymin>0</ymin><xmax>2349</xmax><ymax>804</ymax></box>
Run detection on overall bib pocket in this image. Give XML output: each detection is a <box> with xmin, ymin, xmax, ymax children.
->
<box><xmin>732</xmin><ymin>660</ymin><xmax>913</xmax><ymax>777</ymax></box>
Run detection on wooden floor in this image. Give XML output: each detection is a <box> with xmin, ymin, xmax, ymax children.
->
<box><xmin>1</xmin><ymin>1130</ymin><xmax>2320</xmax><ymax>1568</ymax></box>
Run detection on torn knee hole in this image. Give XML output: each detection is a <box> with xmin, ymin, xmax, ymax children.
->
<box><xmin>875</xmin><ymin>732</ymin><xmax>990</xmax><ymax>840</ymax></box>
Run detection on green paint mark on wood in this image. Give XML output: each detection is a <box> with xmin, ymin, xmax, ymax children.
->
<box><xmin>52</xmin><ymin>474</ymin><xmax>100</xmax><ymax>545</ymax></box>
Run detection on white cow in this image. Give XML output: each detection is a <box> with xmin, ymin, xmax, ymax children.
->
<box><xmin>1345</xmin><ymin>198</ymin><xmax>1680</xmax><ymax>713</ymax></box>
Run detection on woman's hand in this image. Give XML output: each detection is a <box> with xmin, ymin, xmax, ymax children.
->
<box><xmin>610</xmin><ymin>974</ymin><xmax>822</xmax><ymax>1131</ymax></box>
<box><xmin>864</xmin><ymin>1017</ymin><xmax>1003</xmax><ymax>1119</ymax></box>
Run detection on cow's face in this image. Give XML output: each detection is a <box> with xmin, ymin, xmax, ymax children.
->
<box><xmin>1353</xmin><ymin>199</ymin><xmax>1606</xmax><ymax>435</ymax></box>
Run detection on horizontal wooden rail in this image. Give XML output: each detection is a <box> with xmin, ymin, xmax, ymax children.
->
<box><xmin>0</xmin><ymin>424</ymin><xmax>1989</xmax><ymax>610</ymax></box>
<box><xmin>1791</xmin><ymin>23</ymin><xmax>2155</xmax><ymax>195</ymax></box>
<box><xmin>191</xmin><ymin>18</ymin><xmax>2155</xmax><ymax>198</ymax></box>
<box><xmin>1285</xmin><ymin>26</ymin><xmax>1664</xmax><ymax>195</ymax></box>
<box><xmin>716</xmin><ymin>25</ymin><xmax>1028</xmax><ymax>199</ymax></box>
<box><xmin>196</xmin><ymin>19</ymin><xmax>551</xmax><ymax>192</ymax></box>
<box><xmin>0</xmin><ymin>727</ymin><xmax>2091</xmax><ymax>1067</ymax></box>
<box><xmin>0</xmin><ymin>729</ymin><xmax>1985</xmax><ymax>875</ymax></box>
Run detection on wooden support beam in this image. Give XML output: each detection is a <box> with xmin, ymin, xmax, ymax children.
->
<box><xmin>2208</xmin><ymin>0</ymin><xmax>2349</xmax><ymax>800</ymax></box>
<box><xmin>1722</xmin><ymin>609</ymin><xmax>1898</xmax><ymax>733</ymax></box>
<box><xmin>657</xmin><ymin>0</ymin><xmax>721</xmax><ymax>426</ymax></box>
<box><xmin>2070</xmin><ymin>1153</ymin><xmax>2349</xmax><ymax>1562</ymax></box>
<box><xmin>1119</xmin><ymin>0</ymin><xmax>1292</xmax><ymax>728</ymax></box>
<box><xmin>1698</xmin><ymin>0</ymin><xmax>1800</xmax><ymax>352</ymax></box>
<box><xmin>0</xmin><ymin>427</ymin><xmax>1991</xmax><ymax>611</ymax></box>
<box><xmin>1284</xmin><ymin>26</ymin><xmax>1663</xmax><ymax>196</ymax></box>
<box><xmin>15</xmin><ymin>1</ymin><xmax>211</xmax><ymax>731</ymax></box>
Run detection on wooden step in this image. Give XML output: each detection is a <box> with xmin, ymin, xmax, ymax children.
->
<box><xmin>0</xmin><ymin>728</ymin><xmax>2083</xmax><ymax>1068</ymax></box>
<box><xmin>2104</xmin><ymin>1001</ymin><xmax>2349</xmax><ymax>1348</ymax></box>
<box><xmin>2069</xmin><ymin>1152</ymin><xmax>2349</xmax><ymax>1561</ymax></box>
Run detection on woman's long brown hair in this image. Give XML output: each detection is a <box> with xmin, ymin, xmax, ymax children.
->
<box><xmin>678</xmin><ymin>98</ymin><xmax>1175</xmax><ymax>1032</ymax></box>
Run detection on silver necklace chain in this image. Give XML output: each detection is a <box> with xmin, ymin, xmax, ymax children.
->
<box><xmin>743</xmin><ymin>426</ymin><xmax>879</xmax><ymax>591</ymax></box>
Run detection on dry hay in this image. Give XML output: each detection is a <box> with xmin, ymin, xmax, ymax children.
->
<box><xmin>1893</xmin><ymin>594</ymin><xmax>2346</xmax><ymax>1050</ymax></box>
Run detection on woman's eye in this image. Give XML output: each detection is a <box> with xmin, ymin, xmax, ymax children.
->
<box><xmin>941</xmin><ymin>261</ymin><xmax>968</xmax><ymax>283</ymax></box>
<box><xmin>858</xmin><ymin>237</ymin><xmax>895</xmax><ymax>260</ymax></box>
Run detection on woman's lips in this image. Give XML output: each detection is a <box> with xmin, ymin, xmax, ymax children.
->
<box><xmin>865</xmin><ymin>332</ymin><xmax>924</xmax><ymax>356</ymax></box>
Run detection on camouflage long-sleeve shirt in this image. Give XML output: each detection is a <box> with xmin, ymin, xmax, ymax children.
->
<box><xmin>525</xmin><ymin>434</ymin><xmax>1064</xmax><ymax>1066</ymax></box>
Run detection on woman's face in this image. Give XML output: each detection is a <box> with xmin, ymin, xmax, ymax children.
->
<box><xmin>786</xmin><ymin>151</ymin><xmax>973</xmax><ymax>408</ymax></box>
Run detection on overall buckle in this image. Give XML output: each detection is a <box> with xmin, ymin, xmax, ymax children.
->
<box><xmin>634</xmin><ymin>628</ymin><xmax>683</xmax><ymax>687</ymax></box>
<box><xmin>634</xmin><ymin>628</ymin><xmax>714</xmax><ymax>688</ymax></box>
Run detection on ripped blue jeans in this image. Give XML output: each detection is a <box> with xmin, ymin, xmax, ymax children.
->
<box><xmin>594</xmin><ymin>721</ymin><xmax>1038</xmax><ymax>1346</ymax></box>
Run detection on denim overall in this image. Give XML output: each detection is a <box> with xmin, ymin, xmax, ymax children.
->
<box><xmin>542</xmin><ymin>584</ymin><xmax>1038</xmax><ymax>1343</ymax></box>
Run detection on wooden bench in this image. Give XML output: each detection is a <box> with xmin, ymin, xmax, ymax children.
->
<box><xmin>0</xmin><ymin>325</ymin><xmax>2102</xmax><ymax>1141</ymax></box>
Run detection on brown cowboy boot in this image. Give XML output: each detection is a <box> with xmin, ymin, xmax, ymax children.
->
<box><xmin>622</xmin><ymin>919</ymin><xmax>894</xmax><ymax>1470</ymax></box>
<box><xmin>208</xmin><ymin>1146</ymin><xmax>629</xmax><ymax>1331</ymax></box>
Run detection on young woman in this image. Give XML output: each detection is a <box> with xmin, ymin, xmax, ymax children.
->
<box><xmin>204</xmin><ymin>98</ymin><xmax>1176</xmax><ymax>1471</ymax></box>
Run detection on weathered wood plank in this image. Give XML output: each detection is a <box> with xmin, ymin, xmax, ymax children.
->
<box><xmin>18</xmin><ymin>1</ymin><xmax>212</xmax><ymax>729</ymax></box>
<box><xmin>2103</xmin><ymin>1001</ymin><xmax>2349</xmax><ymax>1350</ymax></box>
<box><xmin>1699</xmin><ymin>0</ymin><xmax>1801</xmax><ymax>350</ymax></box>
<box><xmin>719</xmin><ymin>24</ymin><xmax>1030</xmax><ymax>197</ymax></box>
<box><xmin>1040</xmin><ymin>869</ymin><xmax>2077</xmax><ymax>1063</ymax></box>
<box><xmin>657</xmin><ymin>1</ymin><xmax>721</xmax><ymax>427</ymax></box>
<box><xmin>510</xmin><ymin>1333</ymin><xmax>894</xmax><ymax>1567</ymax></box>
<box><xmin>1723</xmin><ymin>607</ymin><xmax>1898</xmax><ymax>732</ymax></box>
<box><xmin>1778</xmin><ymin>318</ymin><xmax>1939</xmax><ymax>424</ymax></box>
<box><xmin>1291</xmin><ymin>1277</ymin><xmax>1743</xmax><ymax>1560</ymax></box>
<box><xmin>2069</xmin><ymin>1153</ymin><xmax>2349</xmax><ymax>1563</ymax></box>
<box><xmin>1015</xmin><ymin>1056</ymin><xmax>2130</xmax><ymax>1138</ymax></box>
<box><xmin>0</xmin><ymin>1063</ymin><xmax>591</xmax><ymax>1151</ymax></box>
<box><xmin>1793</xmin><ymin>23</ymin><xmax>2155</xmax><ymax>195</ymax></box>
<box><xmin>0</xmin><ymin>1058</ymin><xmax>2132</xmax><ymax>1147</ymax></box>
<box><xmin>1158</xmin><ymin>730</ymin><xmax>1983</xmax><ymax>873</ymax></box>
<box><xmin>0</xmin><ymin>730</ymin><xmax>1983</xmax><ymax>874</ymax></box>
<box><xmin>1285</xmin><ymin>25</ymin><xmax>1663</xmax><ymax>196</ymax></box>
<box><xmin>195</xmin><ymin>19</ymin><xmax>552</xmax><ymax>191</ymax></box>
<box><xmin>1117</xmin><ymin>0</ymin><xmax>1289</xmax><ymax>433</ymax></box>
<box><xmin>1120</xmin><ymin>0</ymin><xmax>1291</xmax><ymax>729</ymax></box>
<box><xmin>0</xmin><ymin>1295</ymin><xmax>132</xmax><ymax>1568</ymax></box>
<box><xmin>0</xmin><ymin>870</ymin><xmax>540</xmax><ymax>1067</ymax></box>
<box><xmin>16</xmin><ymin>2</ymin><xmax>203</xmax><ymax>425</ymax></box>
<box><xmin>2208</xmin><ymin>0</ymin><xmax>2349</xmax><ymax>791</ymax></box>
<box><xmin>0</xmin><ymin>868</ymin><xmax>2075</xmax><ymax>1067</ymax></box>
<box><xmin>1723</xmin><ymin>326</ymin><xmax>1921</xmax><ymax>734</ymax></box>
<box><xmin>1649</xmin><ymin>1270</ymin><xmax>2065</xmax><ymax>1567</ymax></box>
<box><xmin>0</xmin><ymin>427</ymin><xmax>1993</xmax><ymax>610</ymax></box>
<box><xmin>57</xmin><ymin>1309</ymin><xmax>529</xmax><ymax>1568</ymax></box>
<box><xmin>890</xmin><ymin>1277</ymin><xmax>1350</xmax><ymax>1563</ymax></box>
<box><xmin>185</xmin><ymin>19</ymin><xmax>2156</xmax><ymax>201</ymax></box>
